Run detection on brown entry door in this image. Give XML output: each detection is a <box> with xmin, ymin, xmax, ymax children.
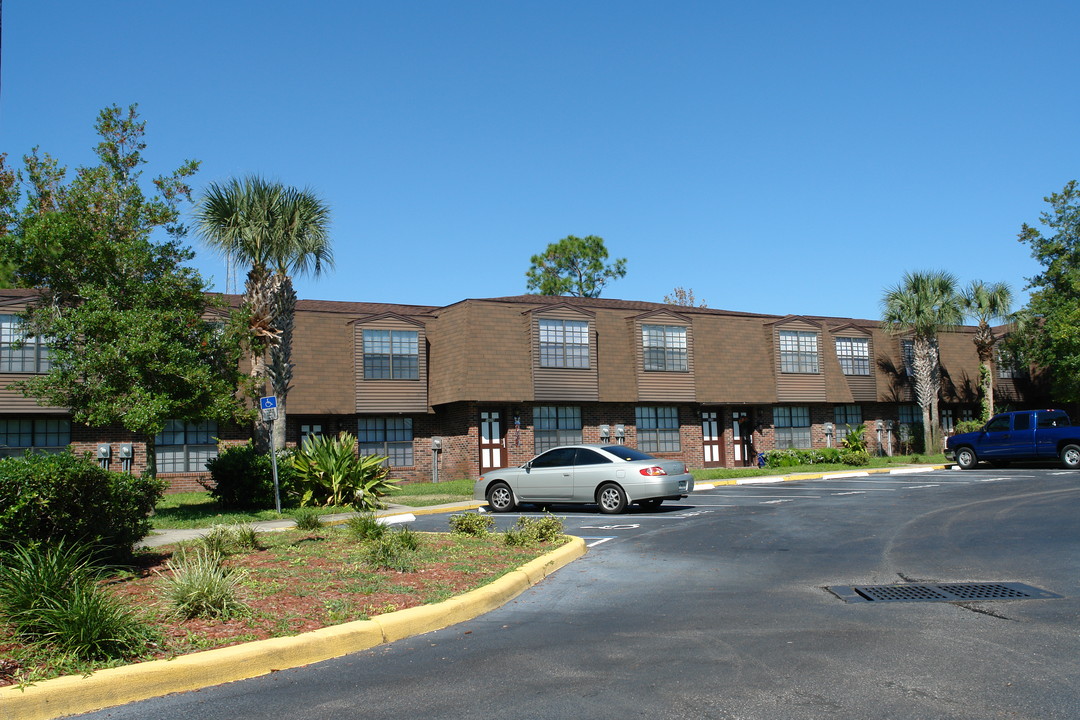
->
<box><xmin>479</xmin><ymin>409</ymin><xmax>506</xmax><ymax>473</ymax></box>
<box><xmin>702</xmin><ymin>411</ymin><xmax>724</xmax><ymax>467</ymax></box>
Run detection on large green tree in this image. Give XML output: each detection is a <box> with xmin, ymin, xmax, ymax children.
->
<box><xmin>196</xmin><ymin>176</ymin><xmax>333</xmax><ymax>452</ymax></box>
<box><xmin>1014</xmin><ymin>180</ymin><xmax>1080</xmax><ymax>403</ymax></box>
<box><xmin>960</xmin><ymin>280</ymin><xmax>1013</xmax><ymax>419</ymax></box>
<box><xmin>525</xmin><ymin>235</ymin><xmax>627</xmax><ymax>297</ymax></box>
<box><xmin>0</xmin><ymin>105</ymin><xmax>246</xmax><ymax>475</ymax></box>
<box><xmin>881</xmin><ymin>270</ymin><xmax>964</xmax><ymax>454</ymax></box>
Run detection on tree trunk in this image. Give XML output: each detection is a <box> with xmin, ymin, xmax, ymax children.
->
<box><xmin>974</xmin><ymin>321</ymin><xmax>995</xmax><ymax>419</ymax></box>
<box><xmin>144</xmin><ymin>434</ymin><xmax>157</xmax><ymax>478</ymax></box>
<box><xmin>244</xmin><ymin>265</ymin><xmax>276</xmax><ymax>453</ymax></box>
<box><xmin>267</xmin><ymin>276</ymin><xmax>296</xmax><ymax>453</ymax></box>
<box><xmin>913</xmin><ymin>335</ymin><xmax>943</xmax><ymax>454</ymax></box>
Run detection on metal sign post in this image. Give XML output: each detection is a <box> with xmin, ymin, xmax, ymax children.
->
<box><xmin>260</xmin><ymin>396</ymin><xmax>281</xmax><ymax>514</ymax></box>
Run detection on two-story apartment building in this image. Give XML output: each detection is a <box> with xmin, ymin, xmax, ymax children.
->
<box><xmin>0</xmin><ymin>289</ymin><xmax>1048</xmax><ymax>491</ymax></box>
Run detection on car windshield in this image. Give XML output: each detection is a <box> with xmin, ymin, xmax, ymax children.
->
<box><xmin>600</xmin><ymin>446</ymin><xmax>655</xmax><ymax>461</ymax></box>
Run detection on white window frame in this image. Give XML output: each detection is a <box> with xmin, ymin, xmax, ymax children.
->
<box><xmin>779</xmin><ymin>330</ymin><xmax>819</xmax><ymax>374</ymax></box>
<box><xmin>835</xmin><ymin>337</ymin><xmax>870</xmax><ymax>375</ymax></box>
<box><xmin>538</xmin><ymin>318</ymin><xmax>590</xmax><ymax>369</ymax></box>
<box><xmin>642</xmin><ymin>324</ymin><xmax>688</xmax><ymax>372</ymax></box>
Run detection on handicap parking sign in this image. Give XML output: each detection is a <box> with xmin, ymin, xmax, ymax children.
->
<box><xmin>260</xmin><ymin>396</ymin><xmax>277</xmax><ymax>410</ymax></box>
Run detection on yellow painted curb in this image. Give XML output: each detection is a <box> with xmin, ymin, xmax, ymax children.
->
<box><xmin>0</xmin><ymin>536</ymin><xmax>587</xmax><ymax>720</ymax></box>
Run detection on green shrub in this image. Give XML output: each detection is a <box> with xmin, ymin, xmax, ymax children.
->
<box><xmin>204</xmin><ymin>442</ymin><xmax>297</xmax><ymax>511</ymax></box>
<box><xmin>290</xmin><ymin>432</ymin><xmax>399</xmax><ymax>509</ymax></box>
<box><xmin>841</xmin><ymin>423</ymin><xmax>867</xmax><ymax>452</ymax></box>
<box><xmin>199</xmin><ymin>523</ymin><xmax>261</xmax><ymax>555</ymax></box>
<box><xmin>0</xmin><ymin>540</ymin><xmax>155</xmax><ymax>660</ymax></box>
<box><xmin>448</xmin><ymin>513</ymin><xmax>495</xmax><ymax>537</ymax></box>
<box><xmin>0</xmin><ymin>450</ymin><xmax>164</xmax><ymax>557</ymax></box>
<box><xmin>158</xmin><ymin>547</ymin><xmax>249</xmax><ymax>620</ymax></box>
<box><xmin>345</xmin><ymin>513</ymin><xmax>387</xmax><ymax>541</ymax></box>
<box><xmin>954</xmin><ymin>419</ymin><xmax>983</xmax><ymax>435</ymax></box>
<box><xmin>839</xmin><ymin>449</ymin><xmax>871</xmax><ymax>466</ymax></box>
<box><xmin>293</xmin><ymin>508</ymin><xmax>324</xmax><ymax>531</ymax></box>
<box><xmin>503</xmin><ymin>514</ymin><xmax>565</xmax><ymax>547</ymax></box>
<box><xmin>363</xmin><ymin>531</ymin><xmax>419</xmax><ymax>572</ymax></box>
<box><xmin>817</xmin><ymin>447</ymin><xmax>842</xmax><ymax>463</ymax></box>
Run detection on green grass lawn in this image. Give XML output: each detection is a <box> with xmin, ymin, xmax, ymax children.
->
<box><xmin>691</xmin><ymin>453</ymin><xmax>948</xmax><ymax>481</ymax></box>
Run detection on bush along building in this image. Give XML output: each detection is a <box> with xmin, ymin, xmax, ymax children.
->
<box><xmin>0</xmin><ymin>290</ymin><xmax>1051</xmax><ymax>492</ymax></box>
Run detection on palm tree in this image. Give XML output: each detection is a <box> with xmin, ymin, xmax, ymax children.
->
<box><xmin>197</xmin><ymin>176</ymin><xmax>332</xmax><ymax>452</ymax></box>
<box><xmin>960</xmin><ymin>280</ymin><xmax>1013</xmax><ymax>420</ymax></box>
<box><xmin>881</xmin><ymin>271</ymin><xmax>964</xmax><ymax>455</ymax></box>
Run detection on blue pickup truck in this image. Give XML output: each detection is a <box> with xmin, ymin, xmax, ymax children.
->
<box><xmin>946</xmin><ymin>409</ymin><xmax>1080</xmax><ymax>470</ymax></box>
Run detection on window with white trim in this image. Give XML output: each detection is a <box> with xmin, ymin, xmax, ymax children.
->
<box><xmin>534</xmin><ymin>406</ymin><xmax>582</xmax><ymax>453</ymax></box>
<box><xmin>774</xmin><ymin>406</ymin><xmax>811</xmax><ymax>449</ymax></box>
<box><xmin>155</xmin><ymin>420</ymin><xmax>218</xmax><ymax>473</ymax></box>
<box><xmin>835</xmin><ymin>337</ymin><xmax>870</xmax><ymax>375</ymax></box>
<box><xmin>362</xmin><ymin>329</ymin><xmax>419</xmax><ymax>380</ymax></box>
<box><xmin>538</xmin><ymin>318</ymin><xmax>590</xmax><ymax>368</ymax></box>
<box><xmin>779</xmin><ymin>330</ymin><xmax>819</xmax><ymax>374</ymax></box>
<box><xmin>358</xmin><ymin>417</ymin><xmax>414</xmax><ymax>466</ymax></box>
<box><xmin>635</xmin><ymin>406</ymin><xmax>680</xmax><ymax>453</ymax></box>
<box><xmin>642</xmin><ymin>325</ymin><xmax>688</xmax><ymax>372</ymax></box>
<box><xmin>0</xmin><ymin>417</ymin><xmax>70</xmax><ymax>457</ymax></box>
<box><xmin>0</xmin><ymin>315</ymin><xmax>52</xmax><ymax>373</ymax></box>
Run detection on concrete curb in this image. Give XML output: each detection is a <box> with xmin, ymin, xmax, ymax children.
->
<box><xmin>691</xmin><ymin>464</ymin><xmax>950</xmax><ymax>489</ymax></box>
<box><xmin>0</xmin><ymin>536</ymin><xmax>587</xmax><ymax>720</ymax></box>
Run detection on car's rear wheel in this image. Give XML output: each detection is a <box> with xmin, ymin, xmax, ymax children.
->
<box><xmin>637</xmin><ymin>498</ymin><xmax>663</xmax><ymax>511</ymax></box>
<box><xmin>955</xmin><ymin>446</ymin><xmax>978</xmax><ymax>470</ymax></box>
<box><xmin>597</xmin><ymin>483</ymin><xmax>627</xmax><ymax>514</ymax></box>
<box><xmin>486</xmin><ymin>482</ymin><xmax>517</xmax><ymax>512</ymax></box>
<box><xmin>1061</xmin><ymin>444</ymin><xmax>1080</xmax><ymax>470</ymax></box>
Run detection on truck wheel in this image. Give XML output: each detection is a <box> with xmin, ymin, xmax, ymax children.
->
<box><xmin>1061</xmin><ymin>444</ymin><xmax>1080</xmax><ymax>470</ymax></box>
<box><xmin>956</xmin><ymin>446</ymin><xmax>978</xmax><ymax>470</ymax></box>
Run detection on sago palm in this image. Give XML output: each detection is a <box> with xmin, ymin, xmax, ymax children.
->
<box><xmin>197</xmin><ymin>176</ymin><xmax>332</xmax><ymax>451</ymax></box>
<box><xmin>960</xmin><ymin>280</ymin><xmax>1013</xmax><ymax>419</ymax></box>
<box><xmin>881</xmin><ymin>270</ymin><xmax>963</xmax><ymax>454</ymax></box>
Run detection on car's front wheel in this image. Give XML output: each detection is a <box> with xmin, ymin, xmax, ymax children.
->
<box><xmin>1061</xmin><ymin>444</ymin><xmax>1080</xmax><ymax>470</ymax></box>
<box><xmin>486</xmin><ymin>482</ymin><xmax>517</xmax><ymax>512</ymax></box>
<box><xmin>955</xmin><ymin>446</ymin><xmax>978</xmax><ymax>470</ymax></box>
<box><xmin>597</xmin><ymin>483</ymin><xmax>628</xmax><ymax>514</ymax></box>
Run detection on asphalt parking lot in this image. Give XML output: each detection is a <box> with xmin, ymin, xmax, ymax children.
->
<box><xmin>72</xmin><ymin>465</ymin><xmax>1080</xmax><ymax>720</ymax></box>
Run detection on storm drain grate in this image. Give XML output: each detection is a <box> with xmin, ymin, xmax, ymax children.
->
<box><xmin>828</xmin><ymin>582</ymin><xmax>1062</xmax><ymax>604</ymax></box>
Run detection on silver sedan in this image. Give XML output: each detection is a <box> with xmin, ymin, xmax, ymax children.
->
<box><xmin>474</xmin><ymin>444</ymin><xmax>694</xmax><ymax>514</ymax></box>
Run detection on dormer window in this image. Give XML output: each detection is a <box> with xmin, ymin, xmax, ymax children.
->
<box><xmin>642</xmin><ymin>324</ymin><xmax>688</xmax><ymax>372</ymax></box>
<box><xmin>835</xmin><ymin>336</ymin><xmax>870</xmax><ymax>375</ymax></box>
<box><xmin>539</xmin><ymin>318</ymin><xmax>590</xmax><ymax>368</ymax></box>
<box><xmin>362</xmin><ymin>329</ymin><xmax>418</xmax><ymax>380</ymax></box>
<box><xmin>779</xmin><ymin>330</ymin><xmax>819</xmax><ymax>374</ymax></box>
<box><xmin>0</xmin><ymin>314</ymin><xmax>52</xmax><ymax>373</ymax></box>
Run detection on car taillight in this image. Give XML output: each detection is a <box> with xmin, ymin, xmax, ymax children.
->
<box><xmin>639</xmin><ymin>466</ymin><xmax>668</xmax><ymax>477</ymax></box>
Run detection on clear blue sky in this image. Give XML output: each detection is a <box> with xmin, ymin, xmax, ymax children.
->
<box><xmin>3</xmin><ymin>1</ymin><xmax>1077</xmax><ymax>321</ymax></box>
